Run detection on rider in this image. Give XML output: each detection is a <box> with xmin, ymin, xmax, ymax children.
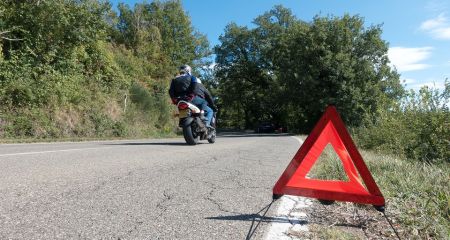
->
<box><xmin>168</xmin><ymin>64</ymin><xmax>197</xmax><ymax>104</ymax></box>
<box><xmin>192</xmin><ymin>78</ymin><xmax>216</xmax><ymax>128</ymax></box>
<box><xmin>169</xmin><ymin>65</ymin><xmax>216</xmax><ymax>128</ymax></box>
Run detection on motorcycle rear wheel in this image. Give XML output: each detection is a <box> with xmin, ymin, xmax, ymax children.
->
<box><xmin>183</xmin><ymin>125</ymin><xmax>199</xmax><ymax>145</ymax></box>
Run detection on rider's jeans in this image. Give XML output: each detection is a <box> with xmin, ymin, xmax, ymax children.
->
<box><xmin>191</xmin><ymin>96</ymin><xmax>213</xmax><ymax>127</ymax></box>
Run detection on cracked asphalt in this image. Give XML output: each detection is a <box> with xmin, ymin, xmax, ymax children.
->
<box><xmin>0</xmin><ymin>133</ymin><xmax>300</xmax><ymax>239</ymax></box>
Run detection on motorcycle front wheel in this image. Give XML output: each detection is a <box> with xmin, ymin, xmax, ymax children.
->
<box><xmin>183</xmin><ymin>125</ymin><xmax>199</xmax><ymax>145</ymax></box>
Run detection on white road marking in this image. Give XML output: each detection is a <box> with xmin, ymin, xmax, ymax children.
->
<box><xmin>0</xmin><ymin>138</ymin><xmax>151</xmax><ymax>146</ymax></box>
<box><xmin>264</xmin><ymin>136</ymin><xmax>312</xmax><ymax>240</ymax></box>
<box><xmin>0</xmin><ymin>147</ymin><xmax>115</xmax><ymax>157</ymax></box>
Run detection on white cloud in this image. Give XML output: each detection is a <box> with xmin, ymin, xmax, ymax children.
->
<box><xmin>420</xmin><ymin>13</ymin><xmax>450</xmax><ymax>40</ymax></box>
<box><xmin>388</xmin><ymin>47</ymin><xmax>433</xmax><ymax>72</ymax></box>
<box><xmin>420</xmin><ymin>14</ymin><xmax>446</xmax><ymax>29</ymax></box>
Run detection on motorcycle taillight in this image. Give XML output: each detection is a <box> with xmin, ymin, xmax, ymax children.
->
<box><xmin>178</xmin><ymin>102</ymin><xmax>189</xmax><ymax>110</ymax></box>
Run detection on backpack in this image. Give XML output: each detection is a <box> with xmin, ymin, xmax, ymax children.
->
<box><xmin>171</xmin><ymin>74</ymin><xmax>193</xmax><ymax>97</ymax></box>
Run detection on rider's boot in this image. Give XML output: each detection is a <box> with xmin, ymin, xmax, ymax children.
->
<box><xmin>207</xmin><ymin>126</ymin><xmax>215</xmax><ymax>139</ymax></box>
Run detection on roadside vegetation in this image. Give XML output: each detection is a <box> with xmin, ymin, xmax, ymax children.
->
<box><xmin>0</xmin><ymin>0</ymin><xmax>210</xmax><ymax>141</ymax></box>
<box><xmin>354</xmin><ymin>85</ymin><xmax>449</xmax><ymax>164</ymax></box>
<box><xmin>305</xmin><ymin>84</ymin><xmax>449</xmax><ymax>239</ymax></box>
<box><xmin>309</xmin><ymin>146</ymin><xmax>449</xmax><ymax>239</ymax></box>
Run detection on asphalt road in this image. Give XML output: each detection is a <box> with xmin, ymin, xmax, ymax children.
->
<box><xmin>0</xmin><ymin>133</ymin><xmax>300</xmax><ymax>239</ymax></box>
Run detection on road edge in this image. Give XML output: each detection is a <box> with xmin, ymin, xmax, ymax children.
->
<box><xmin>263</xmin><ymin>136</ymin><xmax>313</xmax><ymax>240</ymax></box>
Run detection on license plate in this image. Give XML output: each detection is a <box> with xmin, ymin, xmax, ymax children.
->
<box><xmin>179</xmin><ymin>109</ymin><xmax>188</xmax><ymax>118</ymax></box>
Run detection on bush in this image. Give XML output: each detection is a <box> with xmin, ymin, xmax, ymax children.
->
<box><xmin>130</xmin><ymin>82</ymin><xmax>156</xmax><ymax>111</ymax></box>
<box><xmin>355</xmin><ymin>82</ymin><xmax>450</xmax><ymax>163</ymax></box>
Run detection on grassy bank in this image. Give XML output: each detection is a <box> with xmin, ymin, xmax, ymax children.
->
<box><xmin>308</xmin><ymin>145</ymin><xmax>449</xmax><ymax>239</ymax></box>
<box><xmin>0</xmin><ymin>131</ymin><xmax>179</xmax><ymax>144</ymax></box>
<box><xmin>0</xmin><ymin>1</ymin><xmax>210</xmax><ymax>141</ymax></box>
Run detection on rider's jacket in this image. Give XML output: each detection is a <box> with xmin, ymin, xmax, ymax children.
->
<box><xmin>168</xmin><ymin>73</ymin><xmax>197</xmax><ymax>100</ymax></box>
<box><xmin>193</xmin><ymin>83</ymin><xmax>215</xmax><ymax>108</ymax></box>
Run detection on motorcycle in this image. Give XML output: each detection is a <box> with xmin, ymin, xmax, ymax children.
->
<box><xmin>176</xmin><ymin>100</ymin><xmax>216</xmax><ymax>145</ymax></box>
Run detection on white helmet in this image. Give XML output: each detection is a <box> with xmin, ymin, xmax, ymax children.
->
<box><xmin>179</xmin><ymin>65</ymin><xmax>192</xmax><ymax>74</ymax></box>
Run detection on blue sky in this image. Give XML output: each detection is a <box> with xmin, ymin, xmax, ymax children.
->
<box><xmin>111</xmin><ymin>0</ymin><xmax>450</xmax><ymax>90</ymax></box>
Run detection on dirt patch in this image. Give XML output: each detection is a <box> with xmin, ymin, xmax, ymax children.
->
<box><xmin>292</xmin><ymin>200</ymin><xmax>403</xmax><ymax>239</ymax></box>
<box><xmin>105</xmin><ymin>101</ymin><xmax>123</xmax><ymax>121</ymax></box>
<box><xmin>0</xmin><ymin>117</ymin><xmax>6</xmax><ymax>137</ymax></box>
<box><xmin>55</xmin><ymin>106</ymin><xmax>81</xmax><ymax>133</ymax></box>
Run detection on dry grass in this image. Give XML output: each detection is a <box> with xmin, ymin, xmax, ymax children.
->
<box><xmin>54</xmin><ymin>106</ymin><xmax>82</xmax><ymax>136</ymax></box>
<box><xmin>307</xmin><ymin>144</ymin><xmax>450</xmax><ymax>239</ymax></box>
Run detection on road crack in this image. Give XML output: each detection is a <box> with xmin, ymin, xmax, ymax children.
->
<box><xmin>156</xmin><ymin>190</ymin><xmax>173</xmax><ymax>212</ymax></box>
<box><xmin>203</xmin><ymin>186</ymin><xmax>240</xmax><ymax>215</ymax></box>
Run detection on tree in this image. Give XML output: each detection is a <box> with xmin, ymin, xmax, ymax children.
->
<box><xmin>215</xmin><ymin>23</ymin><xmax>272</xmax><ymax>129</ymax></box>
<box><xmin>114</xmin><ymin>0</ymin><xmax>210</xmax><ymax>78</ymax></box>
<box><xmin>214</xmin><ymin>6</ymin><xmax>403</xmax><ymax>132</ymax></box>
<box><xmin>279</xmin><ymin>15</ymin><xmax>403</xmax><ymax>130</ymax></box>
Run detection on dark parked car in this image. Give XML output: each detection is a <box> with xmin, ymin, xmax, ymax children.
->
<box><xmin>255</xmin><ymin>122</ymin><xmax>288</xmax><ymax>133</ymax></box>
<box><xmin>256</xmin><ymin>122</ymin><xmax>276</xmax><ymax>133</ymax></box>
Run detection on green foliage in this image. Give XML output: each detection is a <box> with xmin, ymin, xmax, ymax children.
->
<box><xmin>1</xmin><ymin>0</ymin><xmax>110</xmax><ymax>63</ymax></box>
<box><xmin>115</xmin><ymin>0</ymin><xmax>210</xmax><ymax>77</ymax></box>
<box><xmin>0</xmin><ymin>0</ymin><xmax>210</xmax><ymax>139</ymax></box>
<box><xmin>283</xmin><ymin>15</ymin><xmax>402</xmax><ymax>130</ymax></box>
<box><xmin>355</xmin><ymin>82</ymin><xmax>450</xmax><ymax>163</ymax></box>
<box><xmin>214</xmin><ymin>6</ymin><xmax>403</xmax><ymax>131</ymax></box>
<box><xmin>214</xmin><ymin>5</ymin><xmax>447</xmax><ymax>165</ymax></box>
<box><xmin>130</xmin><ymin>82</ymin><xmax>156</xmax><ymax>111</ymax></box>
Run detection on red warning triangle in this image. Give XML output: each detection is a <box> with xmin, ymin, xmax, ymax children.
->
<box><xmin>273</xmin><ymin>105</ymin><xmax>385</xmax><ymax>206</ymax></box>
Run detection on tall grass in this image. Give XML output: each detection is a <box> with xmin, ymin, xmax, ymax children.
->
<box><xmin>309</xmin><ymin>146</ymin><xmax>449</xmax><ymax>239</ymax></box>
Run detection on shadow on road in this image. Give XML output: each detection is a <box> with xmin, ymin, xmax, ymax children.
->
<box><xmin>103</xmin><ymin>142</ymin><xmax>199</xmax><ymax>146</ymax></box>
<box><xmin>217</xmin><ymin>132</ymin><xmax>293</xmax><ymax>138</ymax></box>
<box><xmin>206</xmin><ymin>200</ymin><xmax>307</xmax><ymax>240</ymax></box>
<box><xmin>206</xmin><ymin>214</ymin><xmax>304</xmax><ymax>224</ymax></box>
